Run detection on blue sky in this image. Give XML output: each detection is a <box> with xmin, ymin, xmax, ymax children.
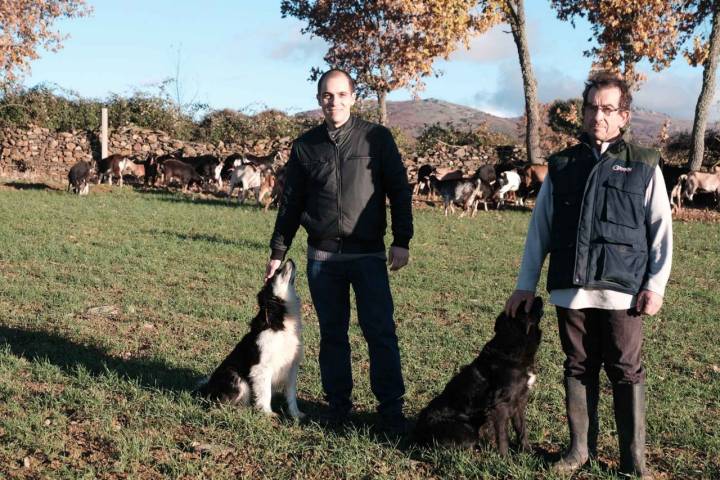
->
<box><xmin>24</xmin><ymin>1</ymin><xmax>712</xmax><ymax>120</ymax></box>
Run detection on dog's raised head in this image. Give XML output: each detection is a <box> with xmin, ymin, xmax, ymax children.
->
<box><xmin>488</xmin><ymin>296</ymin><xmax>543</xmax><ymax>365</ymax></box>
<box><xmin>256</xmin><ymin>259</ymin><xmax>300</xmax><ymax>330</ymax></box>
<box><xmin>270</xmin><ymin>259</ymin><xmax>297</xmax><ymax>300</ymax></box>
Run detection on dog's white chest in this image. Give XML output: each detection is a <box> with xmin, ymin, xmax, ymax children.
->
<box><xmin>527</xmin><ymin>372</ymin><xmax>537</xmax><ymax>389</ymax></box>
<box><xmin>255</xmin><ymin>320</ymin><xmax>303</xmax><ymax>386</ymax></box>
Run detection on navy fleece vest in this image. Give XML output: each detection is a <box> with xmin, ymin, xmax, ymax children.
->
<box><xmin>547</xmin><ymin>139</ymin><xmax>659</xmax><ymax>294</ymax></box>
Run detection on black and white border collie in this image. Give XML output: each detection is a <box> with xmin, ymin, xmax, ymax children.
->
<box><xmin>198</xmin><ymin>259</ymin><xmax>304</xmax><ymax>419</ymax></box>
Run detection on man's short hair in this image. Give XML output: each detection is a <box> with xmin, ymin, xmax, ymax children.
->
<box><xmin>317</xmin><ymin>68</ymin><xmax>356</xmax><ymax>95</ymax></box>
<box><xmin>582</xmin><ymin>71</ymin><xmax>632</xmax><ymax>111</ymax></box>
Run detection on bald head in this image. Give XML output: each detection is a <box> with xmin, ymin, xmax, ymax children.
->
<box><xmin>316</xmin><ymin>69</ymin><xmax>355</xmax><ymax>95</ymax></box>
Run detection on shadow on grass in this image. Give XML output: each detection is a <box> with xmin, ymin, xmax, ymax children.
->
<box><xmin>140</xmin><ymin>228</ymin><xmax>266</xmax><ymax>250</ymax></box>
<box><xmin>134</xmin><ymin>185</ymin><xmax>274</xmax><ymax>210</ymax></box>
<box><xmin>0</xmin><ymin>325</ymin><xmax>200</xmax><ymax>393</ymax></box>
<box><xmin>3</xmin><ymin>181</ymin><xmax>62</xmax><ymax>191</ymax></box>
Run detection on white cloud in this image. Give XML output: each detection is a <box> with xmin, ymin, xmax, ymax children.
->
<box><xmin>633</xmin><ymin>71</ymin><xmax>713</xmax><ymax>120</ymax></box>
<box><xmin>471</xmin><ymin>62</ymin><xmax>583</xmax><ymax>117</ymax></box>
<box><xmin>469</xmin><ymin>61</ymin><xmax>719</xmax><ymax>122</ymax></box>
<box><xmin>451</xmin><ymin>21</ymin><xmax>544</xmax><ymax>64</ymax></box>
<box><xmin>451</xmin><ymin>24</ymin><xmax>518</xmax><ymax>63</ymax></box>
<box><xmin>269</xmin><ymin>31</ymin><xmax>328</xmax><ymax>61</ymax></box>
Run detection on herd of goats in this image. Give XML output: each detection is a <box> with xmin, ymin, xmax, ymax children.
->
<box><xmin>64</xmin><ymin>149</ymin><xmax>720</xmax><ymax>214</ymax></box>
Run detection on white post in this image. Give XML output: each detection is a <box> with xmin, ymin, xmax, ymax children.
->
<box><xmin>101</xmin><ymin>108</ymin><xmax>108</xmax><ymax>159</ymax></box>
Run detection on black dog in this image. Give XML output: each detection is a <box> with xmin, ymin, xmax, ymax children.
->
<box><xmin>414</xmin><ymin>297</ymin><xmax>543</xmax><ymax>455</ymax></box>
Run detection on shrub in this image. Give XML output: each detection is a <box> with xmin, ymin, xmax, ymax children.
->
<box><xmin>548</xmin><ymin>98</ymin><xmax>583</xmax><ymax>136</ymax></box>
<box><xmin>416</xmin><ymin>121</ymin><xmax>510</xmax><ymax>155</ymax></box>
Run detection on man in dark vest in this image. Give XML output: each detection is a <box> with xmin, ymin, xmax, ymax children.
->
<box><xmin>265</xmin><ymin>68</ymin><xmax>413</xmax><ymax>434</ymax></box>
<box><xmin>504</xmin><ymin>72</ymin><xmax>672</xmax><ymax>478</ymax></box>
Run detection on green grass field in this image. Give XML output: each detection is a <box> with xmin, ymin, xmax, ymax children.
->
<box><xmin>0</xmin><ymin>182</ymin><xmax>718</xmax><ymax>479</ymax></box>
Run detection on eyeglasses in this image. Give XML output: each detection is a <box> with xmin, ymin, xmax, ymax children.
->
<box><xmin>584</xmin><ymin>104</ymin><xmax>623</xmax><ymax>116</ymax></box>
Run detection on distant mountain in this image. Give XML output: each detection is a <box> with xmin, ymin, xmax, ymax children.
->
<box><xmin>300</xmin><ymin>98</ymin><xmax>707</xmax><ymax>147</ymax></box>
<box><xmin>299</xmin><ymin>98</ymin><xmax>522</xmax><ymax>141</ymax></box>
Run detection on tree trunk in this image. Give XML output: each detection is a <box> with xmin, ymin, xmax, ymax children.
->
<box><xmin>377</xmin><ymin>89</ymin><xmax>388</xmax><ymax>126</ymax></box>
<box><xmin>688</xmin><ymin>9</ymin><xmax>720</xmax><ymax>172</ymax></box>
<box><xmin>508</xmin><ymin>0</ymin><xmax>542</xmax><ymax>164</ymax></box>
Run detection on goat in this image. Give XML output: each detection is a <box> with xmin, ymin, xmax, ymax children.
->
<box><xmin>181</xmin><ymin>155</ymin><xmax>222</xmax><ymax>189</ymax></box>
<box><xmin>96</xmin><ymin>154</ymin><xmax>129</xmax><ymax>186</ymax></box>
<box><xmin>413</xmin><ymin>164</ymin><xmax>436</xmax><ymax>197</ymax></box>
<box><xmin>683</xmin><ymin>169</ymin><xmax>720</xmax><ymax>208</ymax></box>
<box><xmin>519</xmin><ymin>164</ymin><xmax>548</xmax><ymax>201</ymax></box>
<box><xmin>228</xmin><ymin>164</ymin><xmax>264</xmax><ymax>204</ymax></box>
<box><xmin>161</xmin><ymin>159</ymin><xmax>204</xmax><ymax>192</ymax></box>
<box><xmin>122</xmin><ymin>161</ymin><xmax>145</xmax><ymax>182</ymax></box>
<box><xmin>67</xmin><ymin>160</ymin><xmax>92</xmax><ymax>195</ymax></box>
<box><xmin>494</xmin><ymin>170</ymin><xmax>522</xmax><ymax>208</ymax></box>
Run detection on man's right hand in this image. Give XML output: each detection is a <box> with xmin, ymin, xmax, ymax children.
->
<box><xmin>504</xmin><ymin>289</ymin><xmax>536</xmax><ymax>318</ymax></box>
<box><xmin>264</xmin><ymin>259</ymin><xmax>282</xmax><ymax>283</ymax></box>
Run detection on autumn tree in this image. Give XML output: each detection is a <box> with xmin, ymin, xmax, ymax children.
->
<box><xmin>280</xmin><ymin>0</ymin><xmax>479</xmax><ymax>126</ymax></box>
<box><xmin>473</xmin><ymin>0</ymin><xmax>542</xmax><ymax>164</ymax></box>
<box><xmin>0</xmin><ymin>0</ymin><xmax>91</xmax><ymax>86</ymax></box>
<box><xmin>550</xmin><ymin>1</ymin><xmax>686</xmax><ymax>88</ymax></box>
<box><xmin>681</xmin><ymin>1</ymin><xmax>720</xmax><ymax>171</ymax></box>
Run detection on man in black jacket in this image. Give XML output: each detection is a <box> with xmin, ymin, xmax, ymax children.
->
<box><xmin>265</xmin><ymin>69</ymin><xmax>413</xmax><ymax>432</ymax></box>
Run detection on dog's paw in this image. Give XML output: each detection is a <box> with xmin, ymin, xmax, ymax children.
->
<box><xmin>292</xmin><ymin>411</ymin><xmax>306</xmax><ymax>421</ymax></box>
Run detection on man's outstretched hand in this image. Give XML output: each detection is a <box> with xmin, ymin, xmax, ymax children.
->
<box><xmin>504</xmin><ymin>289</ymin><xmax>535</xmax><ymax>318</ymax></box>
<box><xmin>264</xmin><ymin>259</ymin><xmax>282</xmax><ymax>283</ymax></box>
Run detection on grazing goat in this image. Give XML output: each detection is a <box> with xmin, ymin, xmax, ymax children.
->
<box><xmin>220</xmin><ymin>153</ymin><xmax>244</xmax><ymax>183</ymax></box>
<box><xmin>683</xmin><ymin>169</ymin><xmax>720</xmax><ymax>208</ymax></box>
<box><xmin>228</xmin><ymin>164</ymin><xmax>265</xmax><ymax>204</ymax></box>
<box><xmin>495</xmin><ymin>170</ymin><xmax>522</xmax><ymax>208</ymax></box>
<box><xmin>475</xmin><ymin>164</ymin><xmax>497</xmax><ymax>186</ymax></box>
<box><xmin>413</xmin><ymin>164</ymin><xmax>436</xmax><ymax>197</ymax></box>
<box><xmin>67</xmin><ymin>160</ymin><xmax>92</xmax><ymax>195</ymax></box>
<box><xmin>143</xmin><ymin>154</ymin><xmax>160</xmax><ymax>186</ymax></box>
<box><xmin>264</xmin><ymin>165</ymin><xmax>287</xmax><ymax>211</ymax></box>
<box><xmin>244</xmin><ymin>150</ymin><xmax>280</xmax><ymax>170</ymax></box>
<box><xmin>122</xmin><ymin>161</ymin><xmax>145</xmax><ymax>182</ymax></box>
<box><xmin>181</xmin><ymin>155</ymin><xmax>223</xmax><ymax>188</ymax></box>
<box><xmin>161</xmin><ymin>159</ymin><xmax>203</xmax><ymax>192</ymax></box>
<box><xmin>669</xmin><ymin>175</ymin><xmax>686</xmax><ymax>211</ymax></box>
<box><xmin>431</xmin><ymin>169</ymin><xmax>493</xmax><ymax>217</ymax></box>
<box><xmin>519</xmin><ymin>164</ymin><xmax>547</xmax><ymax>200</ymax></box>
<box><xmin>96</xmin><ymin>154</ymin><xmax>129</xmax><ymax>186</ymax></box>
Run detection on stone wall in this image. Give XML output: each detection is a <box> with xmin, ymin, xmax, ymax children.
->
<box><xmin>0</xmin><ymin>125</ymin><xmax>291</xmax><ymax>182</ymax></box>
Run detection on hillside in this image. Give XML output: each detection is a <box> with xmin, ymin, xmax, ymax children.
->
<box><xmin>301</xmin><ymin>98</ymin><xmax>709</xmax><ymax>147</ymax></box>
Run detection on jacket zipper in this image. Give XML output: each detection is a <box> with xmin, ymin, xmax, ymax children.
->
<box><xmin>333</xmin><ymin>140</ymin><xmax>343</xmax><ymax>252</ymax></box>
<box><xmin>573</xmin><ymin>143</ymin><xmax>606</xmax><ymax>284</ymax></box>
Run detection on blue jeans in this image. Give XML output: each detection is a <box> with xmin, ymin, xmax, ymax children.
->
<box><xmin>307</xmin><ymin>256</ymin><xmax>405</xmax><ymax>416</ymax></box>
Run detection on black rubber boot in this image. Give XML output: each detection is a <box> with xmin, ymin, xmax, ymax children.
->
<box><xmin>613</xmin><ymin>383</ymin><xmax>650</xmax><ymax>478</ymax></box>
<box><xmin>552</xmin><ymin>376</ymin><xmax>600</xmax><ymax>475</ymax></box>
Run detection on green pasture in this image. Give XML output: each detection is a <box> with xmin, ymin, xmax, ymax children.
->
<box><xmin>0</xmin><ymin>182</ymin><xmax>718</xmax><ymax>479</ymax></box>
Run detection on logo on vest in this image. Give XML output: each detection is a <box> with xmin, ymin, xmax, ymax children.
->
<box><xmin>612</xmin><ymin>165</ymin><xmax>633</xmax><ymax>173</ymax></box>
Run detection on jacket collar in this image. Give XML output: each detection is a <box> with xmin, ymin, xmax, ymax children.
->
<box><xmin>324</xmin><ymin>115</ymin><xmax>355</xmax><ymax>142</ymax></box>
<box><xmin>578</xmin><ymin>132</ymin><xmax>627</xmax><ymax>157</ymax></box>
